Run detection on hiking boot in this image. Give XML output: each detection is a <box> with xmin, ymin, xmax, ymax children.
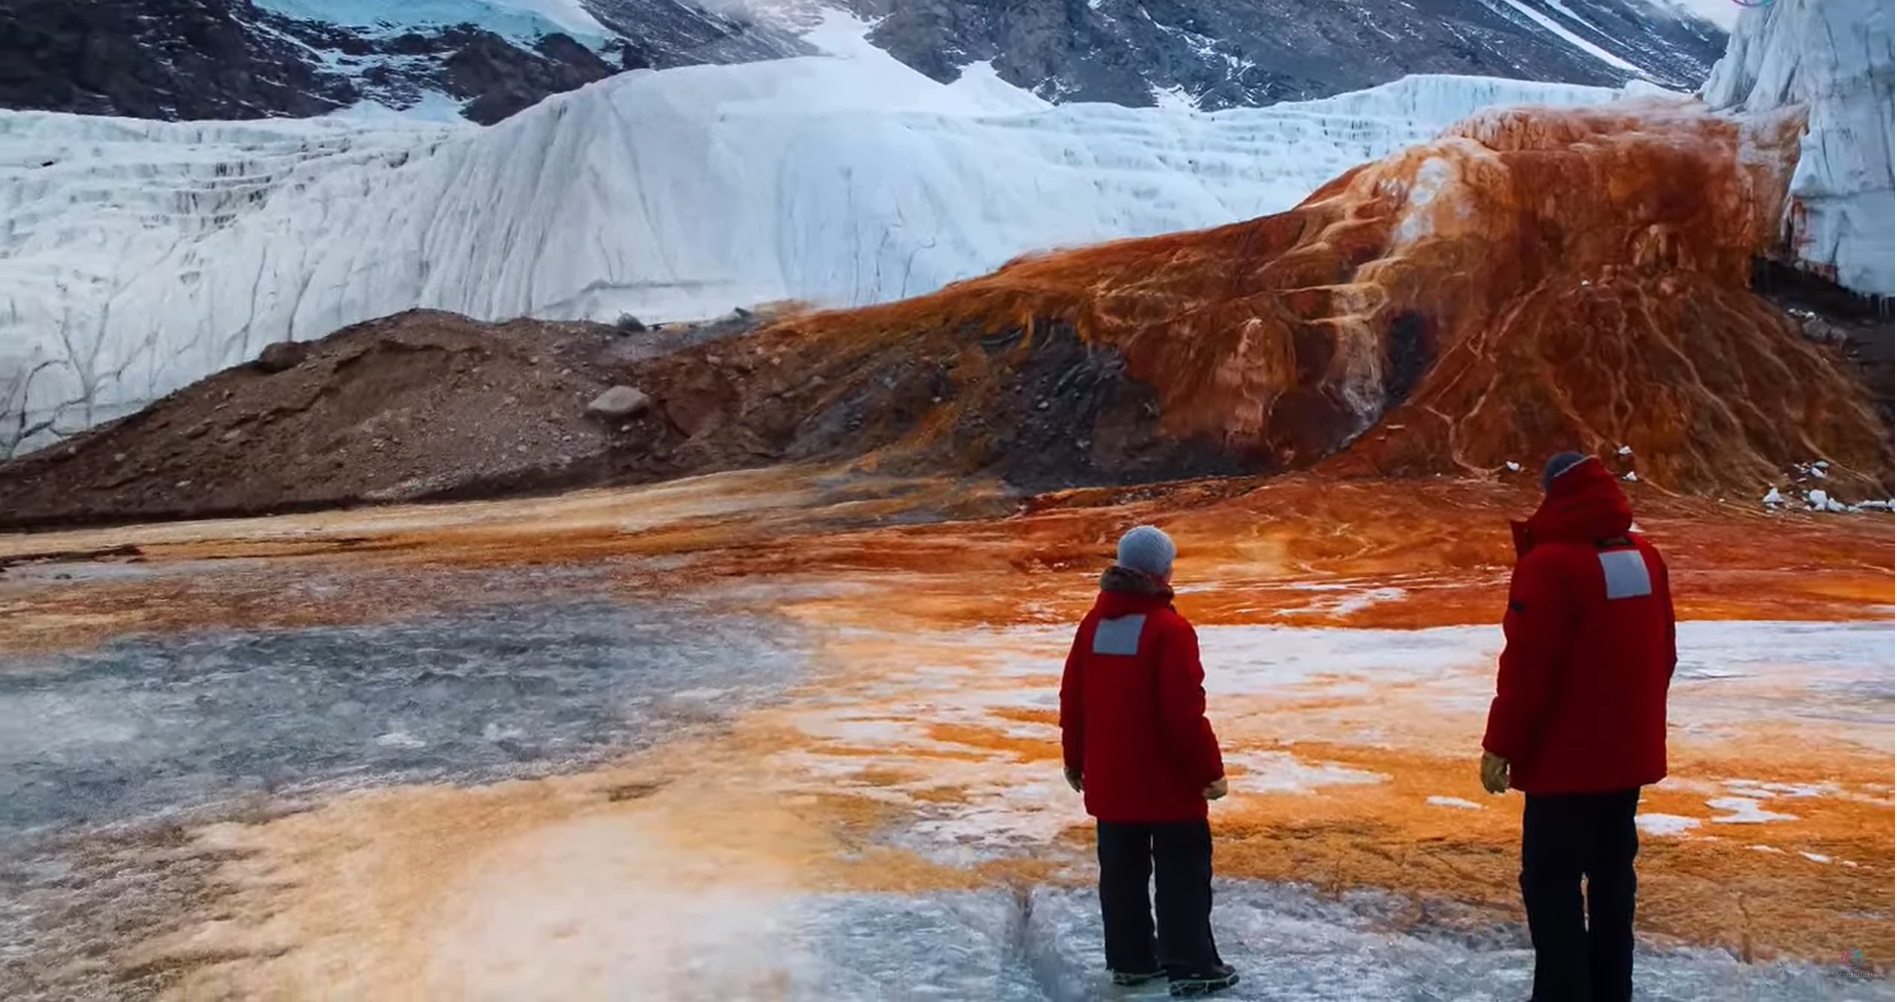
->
<box><xmin>1168</xmin><ymin>964</ymin><xmax>1240</xmax><ymax>997</ymax></box>
<box><xmin>1111</xmin><ymin>969</ymin><xmax>1167</xmax><ymax>987</ymax></box>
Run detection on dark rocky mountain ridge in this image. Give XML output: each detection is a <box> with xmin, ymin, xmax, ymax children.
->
<box><xmin>866</xmin><ymin>0</ymin><xmax>1727</xmax><ymax>109</ymax></box>
<box><xmin>0</xmin><ymin>0</ymin><xmax>1728</xmax><ymax>125</ymax></box>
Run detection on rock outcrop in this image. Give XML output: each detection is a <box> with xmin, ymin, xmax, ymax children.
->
<box><xmin>0</xmin><ymin>0</ymin><xmax>793</xmax><ymax>125</ymax></box>
<box><xmin>587</xmin><ymin>385</ymin><xmax>651</xmax><ymax>419</ymax></box>
<box><xmin>0</xmin><ymin>0</ymin><xmax>362</xmax><ymax>119</ymax></box>
<box><xmin>254</xmin><ymin>341</ymin><xmax>312</xmax><ymax>374</ymax></box>
<box><xmin>440</xmin><ymin>28</ymin><xmax>616</xmax><ymax>125</ymax></box>
<box><xmin>869</xmin><ymin>0</ymin><xmax>1728</xmax><ymax>108</ymax></box>
<box><xmin>1</xmin><ymin>0</ymin><xmax>1727</xmax><ymax>127</ymax></box>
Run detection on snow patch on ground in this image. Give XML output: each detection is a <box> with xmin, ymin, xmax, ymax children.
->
<box><xmin>1150</xmin><ymin>84</ymin><xmax>1204</xmax><ymax>113</ymax></box>
<box><xmin>1723</xmin><ymin>779</ymin><xmax>1836</xmax><ymax>800</ymax></box>
<box><xmin>1224</xmin><ymin>750</ymin><xmax>1387</xmax><ymax>794</ymax></box>
<box><xmin>1706</xmin><ymin>797</ymin><xmax>1801</xmax><ymax>824</ymax></box>
<box><xmin>1636</xmin><ymin>813</ymin><xmax>1702</xmax><ymax>836</ymax></box>
<box><xmin>948</xmin><ymin>61</ymin><xmax>1053</xmax><ymax>114</ymax></box>
<box><xmin>1428</xmin><ymin>796</ymin><xmax>1484</xmax><ymax>810</ymax></box>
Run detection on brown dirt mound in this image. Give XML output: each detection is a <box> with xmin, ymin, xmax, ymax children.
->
<box><xmin>0</xmin><ymin>313</ymin><xmax>632</xmax><ymax>527</ymax></box>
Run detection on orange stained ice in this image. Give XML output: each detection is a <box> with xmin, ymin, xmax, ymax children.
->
<box><xmin>1</xmin><ymin>468</ymin><xmax>1891</xmax><ymax>994</ymax></box>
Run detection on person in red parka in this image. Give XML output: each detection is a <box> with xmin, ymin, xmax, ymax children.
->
<box><xmin>1480</xmin><ymin>452</ymin><xmax>1677</xmax><ymax>1002</ymax></box>
<box><xmin>1060</xmin><ymin>525</ymin><xmax>1238</xmax><ymax>999</ymax></box>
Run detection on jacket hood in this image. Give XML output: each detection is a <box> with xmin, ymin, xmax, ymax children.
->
<box><xmin>1511</xmin><ymin>457</ymin><xmax>1633</xmax><ymax>555</ymax></box>
<box><xmin>1096</xmin><ymin>565</ymin><xmax>1174</xmax><ymax>615</ymax></box>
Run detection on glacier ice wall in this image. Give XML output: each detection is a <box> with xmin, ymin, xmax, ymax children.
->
<box><xmin>0</xmin><ymin>21</ymin><xmax>1627</xmax><ymax>455</ymax></box>
<box><xmin>1701</xmin><ymin>0</ymin><xmax>1895</xmax><ymax>297</ymax></box>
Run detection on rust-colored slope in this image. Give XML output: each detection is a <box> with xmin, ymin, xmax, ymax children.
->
<box><xmin>754</xmin><ymin>98</ymin><xmax>1889</xmax><ymax>494</ymax></box>
<box><xmin>1317</xmin><ymin>105</ymin><xmax>1887</xmax><ymax>490</ymax></box>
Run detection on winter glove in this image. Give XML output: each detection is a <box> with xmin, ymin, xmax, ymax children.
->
<box><xmin>1064</xmin><ymin>766</ymin><xmax>1084</xmax><ymax>793</ymax></box>
<box><xmin>1203</xmin><ymin>777</ymin><xmax>1228</xmax><ymax>801</ymax></box>
<box><xmin>1480</xmin><ymin>752</ymin><xmax>1510</xmax><ymax>795</ymax></box>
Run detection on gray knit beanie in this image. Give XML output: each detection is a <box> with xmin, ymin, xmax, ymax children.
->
<box><xmin>1541</xmin><ymin>451</ymin><xmax>1589</xmax><ymax>491</ymax></box>
<box><xmin>1116</xmin><ymin>525</ymin><xmax>1177</xmax><ymax>576</ymax></box>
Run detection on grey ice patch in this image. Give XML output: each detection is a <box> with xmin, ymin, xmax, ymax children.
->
<box><xmin>1092</xmin><ymin>615</ymin><xmax>1147</xmax><ymax>656</ymax></box>
<box><xmin>0</xmin><ymin>598</ymin><xmax>804</xmax><ymax>838</ymax></box>
<box><xmin>1599</xmin><ymin>550</ymin><xmax>1653</xmax><ymax>600</ymax></box>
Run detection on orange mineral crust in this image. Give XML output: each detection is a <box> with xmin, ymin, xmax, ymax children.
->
<box><xmin>3</xmin><ymin>473</ymin><xmax>1889</xmax><ymax>654</ymax></box>
<box><xmin>744</xmin><ymin>98</ymin><xmax>1886</xmax><ymax>494</ymax></box>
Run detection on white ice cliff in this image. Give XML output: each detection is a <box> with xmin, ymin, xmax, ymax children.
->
<box><xmin>0</xmin><ymin>17</ymin><xmax>1629</xmax><ymax>454</ymax></box>
<box><xmin>1701</xmin><ymin>0</ymin><xmax>1895</xmax><ymax>297</ymax></box>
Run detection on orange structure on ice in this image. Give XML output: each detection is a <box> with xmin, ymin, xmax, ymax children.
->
<box><xmin>746</xmin><ymin>97</ymin><xmax>1886</xmax><ymax>494</ymax></box>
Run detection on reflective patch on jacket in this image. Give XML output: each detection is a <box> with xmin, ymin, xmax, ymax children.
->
<box><xmin>1092</xmin><ymin>614</ymin><xmax>1147</xmax><ymax>656</ymax></box>
<box><xmin>1599</xmin><ymin>549</ymin><xmax>1653</xmax><ymax>600</ymax></box>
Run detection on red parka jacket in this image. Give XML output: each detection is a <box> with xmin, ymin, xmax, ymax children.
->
<box><xmin>1482</xmin><ymin>457</ymin><xmax>1677</xmax><ymax>795</ymax></box>
<box><xmin>1059</xmin><ymin>566</ymin><xmax>1225</xmax><ymax>822</ymax></box>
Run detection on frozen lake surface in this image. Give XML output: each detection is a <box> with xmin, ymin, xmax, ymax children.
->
<box><xmin>0</xmin><ymin>593</ymin><xmax>1887</xmax><ymax>999</ymax></box>
<box><xmin>769</xmin><ymin>884</ymin><xmax>1888</xmax><ymax>1001</ymax></box>
<box><xmin>0</xmin><ymin>598</ymin><xmax>804</xmax><ymax>837</ymax></box>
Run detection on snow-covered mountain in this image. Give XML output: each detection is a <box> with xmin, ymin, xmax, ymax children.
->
<box><xmin>1702</xmin><ymin>0</ymin><xmax>1894</xmax><ymax>297</ymax></box>
<box><xmin>864</xmin><ymin>0</ymin><xmax>1729</xmax><ymax>109</ymax></box>
<box><xmin>0</xmin><ymin>0</ymin><xmax>1727</xmax><ymax>126</ymax></box>
<box><xmin>0</xmin><ymin>16</ymin><xmax>1635</xmax><ymax>456</ymax></box>
<box><xmin>0</xmin><ymin>0</ymin><xmax>807</xmax><ymax>126</ymax></box>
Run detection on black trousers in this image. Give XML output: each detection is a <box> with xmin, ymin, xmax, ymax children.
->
<box><xmin>1521</xmin><ymin>789</ymin><xmax>1641</xmax><ymax>1002</ymax></box>
<box><xmin>1096</xmin><ymin>819</ymin><xmax>1223</xmax><ymax>975</ymax></box>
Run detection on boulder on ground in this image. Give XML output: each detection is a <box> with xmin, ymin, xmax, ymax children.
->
<box><xmin>587</xmin><ymin>385</ymin><xmax>650</xmax><ymax>419</ymax></box>
<box><xmin>256</xmin><ymin>340</ymin><xmax>312</xmax><ymax>373</ymax></box>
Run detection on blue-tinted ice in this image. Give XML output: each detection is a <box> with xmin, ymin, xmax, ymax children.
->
<box><xmin>0</xmin><ymin>598</ymin><xmax>803</xmax><ymax>837</ymax></box>
<box><xmin>775</xmin><ymin>884</ymin><xmax>1887</xmax><ymax>1001</ymax></box>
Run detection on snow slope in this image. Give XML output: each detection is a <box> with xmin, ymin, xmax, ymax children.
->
<box><xmin>254</xmin><ymin>0</ymin><xmax>612</xmax><ymax>44</ymax></box>
<box><xmin>1701</xmin><ymin>0</ymin><xmax>1895</xmax><ymax>297</ymax></box>
<box><xmin>1491</xmin><ymin>0</ymin><xmax>1648</xmax><ymax>74</ymax></box>
<box><xmin>1642</xmin><ymin>0</ymin><xmax>1742</xmax><ymax>32</ymax></box>
<box><xmin>0</xmin><ymin>16</ymin><xmax>1629</xmax><ymax>454</ymax></box>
